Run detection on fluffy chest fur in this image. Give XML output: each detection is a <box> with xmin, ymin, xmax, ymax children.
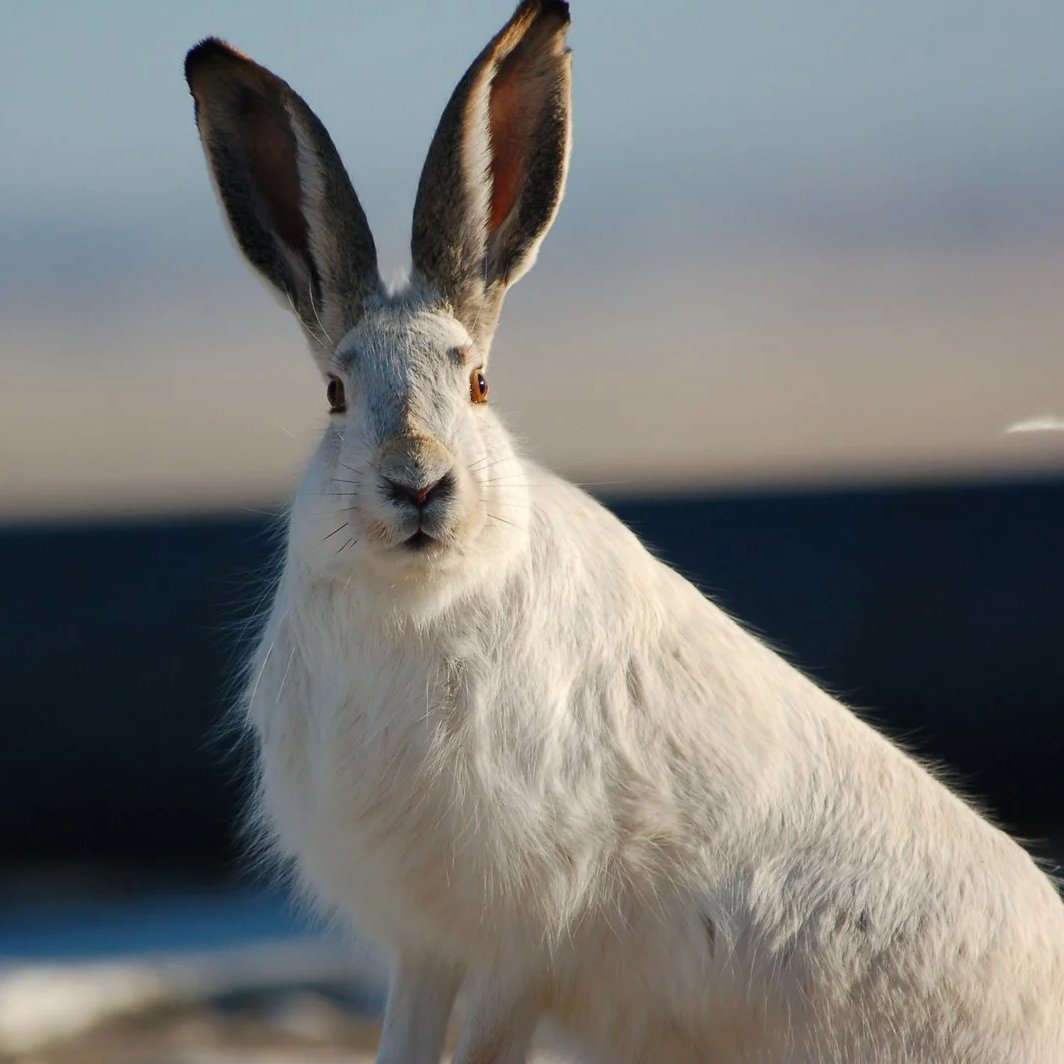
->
<box><xmin>247</xmin><ymin>571</ymin><xmax>632</xmax><ymax>955</ymax></box>
<box><xmin>247</xmin><ymin>491</ymin><xmax>748</xmax><ymax>953</ymax></box>
<box><xmin>250</xmin><ymin>595</ymin><xmax>479</xmax><ymax>946</ymax></box>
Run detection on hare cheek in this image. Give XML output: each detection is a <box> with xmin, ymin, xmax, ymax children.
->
<box><xmin>365</xmin><ymin>520</ymin><xmax>391</xmax><ymax>544</ymax></box>
<box><xmin>442</xmin><ymin>478</ymin><xmax>485</xmax><ymax>545</ymax></box>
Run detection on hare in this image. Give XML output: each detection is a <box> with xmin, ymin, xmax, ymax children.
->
<box><xmin>185</xmin><ymin>2</ymin><xmax>1064</xmax><ymax>1061</ymax></box>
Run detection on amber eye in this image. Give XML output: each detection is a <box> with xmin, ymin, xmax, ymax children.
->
<box><xmin>326</xmin><ymin>376</ymin><xmax>346</xmax><ymax>414</ymax></box>
<box><xmin>470</xmin><ymin>368</ymin><xmax>489</xmax><ymax>404</ymax></box>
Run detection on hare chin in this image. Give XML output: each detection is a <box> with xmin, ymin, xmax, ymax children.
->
<box><xmin>364</xmin><ymin>526</ymin><xmax>471</xmax><ymax>576</ymax></box>
<box><xmin>384</xmin><ymin>531</ymin><xmax>456</xmax><ymax>569</ymax></box>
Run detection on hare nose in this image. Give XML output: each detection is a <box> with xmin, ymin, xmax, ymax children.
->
<box><xmin>384</xmin><ymin>471</ymin><xmax>454</xmax><ymax>511</ymax></box>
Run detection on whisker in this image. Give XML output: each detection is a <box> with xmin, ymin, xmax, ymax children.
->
<box><xmin>479</xmin><ymin>491</ymin><xmax>532</xmax><ymax>503</ymax></box>
<box><xmin>483</xmin><ymin>504</ymin><xmax>532</xmax><ymax>517</ymax></box>
<box><xmin>247</xmin><ymin>642</ymin><xmax>274</xmax><ymax>710</ymax></box>
<box><xmin>283</xmin><ymin>285</ymin><xmax>330</xmax><ymax>348</ymax></box>
<box><xmin>241</xmin><ymin>506</ymin><xmax>285</xmax><ymax>518</ymax></box>
<box><xmin>276</xmin><ymin>646</ymin><xmax>296</xmax><ymax>703</ymax></box>
<box><xmin>310</xmin><ymin>506</ymin><xmax>361</xmax><ymax>517</ymax></box>
<box><xmin>323</xmin><ymin>522</ymin><xmax>349</xmax><ymax>542</ymax></box>
<box><xmin>337</xmin><ymin>536</ymin><xmax>358</xmax><ymax>554</ymax></box>
<box><xmin>469</xmin><ymin>454</ymin><xmax>516</xmax><ymax>476</ymax></box>
<box><xmin>470</xmin><ymin>460</ymin><xmax>513</xmax><ymax>478</ymax></box>
<box><xmin>307</xmin><ymin>277</ymin><xmax>335</xmax><ymax>347</ymax></box>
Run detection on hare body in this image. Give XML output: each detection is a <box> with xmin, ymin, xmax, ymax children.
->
<box><xmin>186</xmin><ymin>3</ymin><xmax>1064</xmax><ymax>1060</ymax></box>
<box><xmin>250</xmin><ymin>447</ymin><xmax>1064</xmax><ymax>1063</ymax></box>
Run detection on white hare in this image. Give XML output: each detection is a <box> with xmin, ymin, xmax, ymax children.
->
<box><xmin>185</xmin><ymin>2</ymin><xmax>1064</xmax><ymax>1060</ymax></box>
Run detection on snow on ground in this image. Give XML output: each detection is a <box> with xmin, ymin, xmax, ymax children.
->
<box><xmin>0</xmin><ymin>938</ymin><xmax>373</xmax><ymax>1055</ymax></box>
<box><xmin>0</xmin><ymin>879</ymin><xmax>382</xmax><ymax>1061</ymax></box>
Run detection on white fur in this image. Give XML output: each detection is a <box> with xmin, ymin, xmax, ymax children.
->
<box><xmin>237</xmin><ymin>295</ymin><xmax>1064</xmax><ymax>1063</ymax></box>
<box><xmin>196</xmin><ymin>14</ymin><xmax>1064</xmax><ymax>1064</ymax></box>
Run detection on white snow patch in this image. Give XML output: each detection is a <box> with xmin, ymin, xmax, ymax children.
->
<box><xmin>0</xmin><ymin>938</ymin><xmax>364</xmax><ymax>1054</ymax></box>
<box><xmin>1005</xmin><ymin>414</ymin><xmax>1064</xmax><ymax>433</ymax></box>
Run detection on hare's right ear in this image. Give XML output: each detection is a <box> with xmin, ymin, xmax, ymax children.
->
<box><xmin>185</xmin><ymin>40</ymin><xmax>381</xmax><ymax>368</ymax></box>
<box><xmin>410</xmin><ymin>0</ymin><xmax>572</xmax><ymax>358</ymax></box>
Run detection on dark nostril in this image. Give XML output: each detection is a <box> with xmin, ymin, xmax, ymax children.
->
<box><xmin>384</xmin><ymin>471</ymin><xmax>454</xmax><ymax>510</ymax></box>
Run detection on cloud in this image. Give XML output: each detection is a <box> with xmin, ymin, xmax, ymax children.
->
<box><xmin>1005</xmin><ymin>415</ymin><xmax>1064</xmax><ymax>434</ymax></box>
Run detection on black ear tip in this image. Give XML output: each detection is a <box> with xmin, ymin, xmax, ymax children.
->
<box><xmin>515</xmin><ymin>0</ymin><xmax>570</xmax><ymax>25</ymax></box>
<box><xmin>184</xmin><ymin>36</ymin><xmax>243</xmax><ymax>86</ymax></box>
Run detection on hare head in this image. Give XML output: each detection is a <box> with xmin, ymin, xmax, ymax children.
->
<box><xmin>186</xmin><ymin>1</ymin><xmax>571</xmax><ymax>599</ymax></box>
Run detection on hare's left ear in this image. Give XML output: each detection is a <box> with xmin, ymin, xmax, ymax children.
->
<box><xmin>410</xmin><ymin>0</ymin><xmax>572</xmax><ymax>357</ymax></box>
<box><xmin>185</xmin><ymin>39</ymin><xmax>381</xmax><ymax>369</ymax></box>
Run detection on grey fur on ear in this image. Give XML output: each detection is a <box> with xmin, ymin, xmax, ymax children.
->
<box><xmin>410</xmin><ymin>0</ymin><xmax>572</xmax><ymax>356</ymax></box>
<box><xmin>185</xmin><ymin>39</ymin><xmax>381</xmax><ymax>365</ymax></box>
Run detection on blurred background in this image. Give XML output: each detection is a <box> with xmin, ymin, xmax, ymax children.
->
<box><xmin>2</xmin><ymin>1</ymin><xmax>1062</xmax><ymax>1060</ymax></box>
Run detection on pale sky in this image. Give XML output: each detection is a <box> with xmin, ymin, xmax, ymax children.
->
<box><xmin>2</xmin><ymin>1</ymin><xmax>1063</xmax><ymax>518</ymax></box>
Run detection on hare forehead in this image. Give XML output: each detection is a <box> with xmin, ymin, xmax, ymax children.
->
<box><xmin>336</xmin><ymin>306</ymin><xmax>472</xmax><ymax>378</ymax></box>
<box><xmin>333</xmin><ymin>307</ymin><xmax>474</xmax><ymax>438</ymax></box>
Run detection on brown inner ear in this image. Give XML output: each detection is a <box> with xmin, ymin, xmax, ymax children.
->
<box><xmin>239</xmin><ymin>89</ymin><xmax>309</xmax><ymax>255</ymax></box>
<box><xmin>487</xmin><ymin>43</ymin><xmax>548</xmax><ymax>233</ymax></box>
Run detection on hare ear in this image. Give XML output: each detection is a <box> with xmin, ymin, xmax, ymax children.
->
<box><xmin>185</xmin><ymin>39</ymin><xmax>381</xmax><ymax>368</ymax></box>
<box><xmin>410</xmin><ymin>0</ymin><xmax>571</xmax><ymax>356</ymax></box>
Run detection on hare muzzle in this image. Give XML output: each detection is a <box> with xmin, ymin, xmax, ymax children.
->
<box><xmin>376</xmin><ymin>433</ymin><xmax>457</xmax><ymax>548</ymax></box>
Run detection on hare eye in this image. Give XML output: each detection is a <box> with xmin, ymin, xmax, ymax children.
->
<box><xmin>327</xmin><ymin>376</ymin><xmax>346</xmax><ymax>413</ymax></box>
<box><xmin>470</xmin><ymin>368</ymin><xmax>488</xmax><ymax>404</ymax></box>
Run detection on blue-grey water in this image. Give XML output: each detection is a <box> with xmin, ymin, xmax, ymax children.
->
<box><xmin>0</xmin><ymin>883</ymin><xmax>320</xmax><ymax>962</ymax></box>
